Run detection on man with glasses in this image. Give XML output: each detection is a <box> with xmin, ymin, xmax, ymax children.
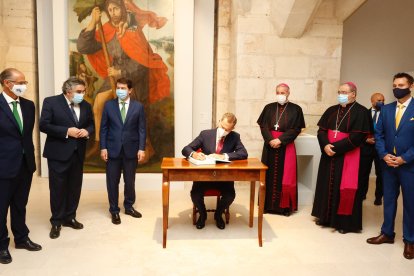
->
<box><xmin>182</xmin><ymin>113</ymin><xmax>248</xmax><ymax>230</ymax></box>
<box><xmin>40</xmin><ymin>77</ymin><xmax>94</xmax><ymax>239</ymax></box>
<box><xmin>312</xmin><ymin>82</ymin><xmax>371</xmax><ymax>234</ymax></box>
<box><xmin>0</xmin><ymin>68</ymin><xmax>41</xmax><ymax>264</ymax></box>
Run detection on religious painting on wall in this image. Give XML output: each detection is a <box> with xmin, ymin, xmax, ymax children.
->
<box><xmin>68</xmin><ymin>0</ymin><xmax>174</xmax><ymax>172</ymax></box>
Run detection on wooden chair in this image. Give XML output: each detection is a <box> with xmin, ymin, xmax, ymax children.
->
<box><xmin>192</xmin><ymin>189</ymin><xmax>230</xmax><ymax>225</ymax></box>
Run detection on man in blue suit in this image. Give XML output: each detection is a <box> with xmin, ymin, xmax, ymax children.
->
<box><xmin>367</xmin><ymin>72</ymin><xmax>414</xmax><ymax>260</ymax></box>
<box><xmin>40</xmin><ymin>77</ymin><xmax>94</xmax><ymax>239</ymax></box>
<box><xmin>0</xmin><ymin>68</ymin><xmax>41</xmax><ymax>264</ymax></box>
<box><xmin>182</xmin><ymin>113</ymin><xmax>248</xmax><ymax>230</ymax></box>
<box><xmin>100</xmin><ymin>78</ymin><xmax>146</xmax><ymax>225</ymax></box>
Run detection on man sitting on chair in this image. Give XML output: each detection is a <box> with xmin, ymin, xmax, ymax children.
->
<box><xmin>182</xmin><ymin>113</ymin><xmax>248</xmax><ymax>230</ymax></box>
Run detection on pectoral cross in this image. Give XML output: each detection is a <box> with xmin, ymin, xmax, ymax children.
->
<box><xmin>274</xmin><ymin>123</ymin><xmax>279</xmax><ymax>130</ymax></box>
<box><xmin>333</xmin><ymin>129</ymin><xmax>339</xmax><ymax>139</ymax></box>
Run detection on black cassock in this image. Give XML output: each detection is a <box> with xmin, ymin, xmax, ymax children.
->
<box><xmin>257</xmin><ymin>102</ymin><xmax>305</xmax><ymax>214</ymax></box>
<box><xmin>311</xmin><ymin>101</ymin><xmax>370</xmax><ymax>232</ymax></box>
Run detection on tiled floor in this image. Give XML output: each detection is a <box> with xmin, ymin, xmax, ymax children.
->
<box><xmin>0</xmin><ymin>176</ymin><xmax>413</xmax><ymax>275</ymax></box>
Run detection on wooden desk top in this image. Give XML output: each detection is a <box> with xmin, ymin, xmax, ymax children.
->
<box><xmin>161</xmin><ymin>157</ymin><xmax>267</xmax><ymax>170</ymax></box>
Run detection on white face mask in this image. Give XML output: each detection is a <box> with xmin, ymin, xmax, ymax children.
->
<box><xmin>276</xmin><ymin>94</ymin><xmax>287</xmax><ymax>105</ymax></box>
<box><xmin>11</xmin><ymin>84</ymin><xmax>27</xmax><ymax>97</ymax></box>
<box><xmin>217</xmin><ymin>127</ymin><xmax>229</xmax><ymax>138</ymax></box>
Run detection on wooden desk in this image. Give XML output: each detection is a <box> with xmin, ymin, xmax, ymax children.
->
<box><xmin>161</xmin><ymin>157</ymin><xmax>267</xmax><ymax>248</ymax></box>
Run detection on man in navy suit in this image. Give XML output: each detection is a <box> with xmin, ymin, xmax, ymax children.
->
<box><xmin>360</xmin><ymin>92</ymin><xmax>385</xmax><ymax>205</ymax></box>
<box><xmin>40</xmin><ymin>77</ymin><xmax>94</xmax><ymax>239</ymax></box>
<box><xmin>182</xmin><ymin>113</ymin><xmax>248</xmax><ymax>230</ymax></box>
<box><xmin>100</xmin><ymin>78</ymin><xmax>146</xmax><ymax>225</ymax></box>
<box><xmin>367</xmin><ymin>72</ymin><xmax>414</xmax><ymax>260</ymax></box>
<box><xmin>0</xmin><ymin>68</ymin><xmax>41</xmax><ymax>264</ymax></box>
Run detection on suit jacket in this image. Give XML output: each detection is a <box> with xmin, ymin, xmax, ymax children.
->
<box><xmin>100</xmin><ymin>98</ymin><xmax>146</xmax><ymax>159</ymax></box>
<box><xmin>361</xmin><ymin>107</ymin><xmax>376</xmax><ymax>156</ymax></box>
<box><xmin>0</xmin><ymin>93</ymin><xmax>36</xmax><ymax>178</ymax></box>
<box><xmin>182</xmin><ymin>128</ymin><xmax>248</xmax><ymax>160</ymax></box>
<box><xmin>39</xmin><ymin>94</ymin><xmax>94</xmax><ymax>164</ymax></box>
<box><xmin>375</xmin><ymin>98</ymin><xmax>414</xmax><ymax>171</ymax></box>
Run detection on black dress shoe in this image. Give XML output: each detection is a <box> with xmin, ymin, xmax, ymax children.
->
<box><xmin>0</xmin><ymin>249</ymin><xmax>12</xmax><ymax>264</ymax></box>
<box><xmin>49</xmin><ymin>225</ymin><xmax>61</xmax><ymax>239</ymax></box>
<box><xmin>196</xmin><ymin>216</ymin><xmax>206</xmax><ymax>229</ymax></box>
<box><xmin>125</xmin><ymin>208</ymin><xmax>142</xmax><ymax>218</ymax></box>
<box><xmin>282</xmin><ymin>210</ymin><xmax>291</xmax><ymax>217</ymax></box>
<box><xmin>111</xmin><ymin>213</ymin><xmax>121</xmax><ymax>225</ymax></box>
<box><xmin>374</xmin><ymin>198</ymin><xmax>382</xmax><ymax>206</ymax></box>
<box><xmin>15</xmin><ymin>238</ymin><xmax>42</xmax><ymax>251</ymax></box>
<box><xmin>215</xmin><ymin>215</ymin><xmax>225</xmax><ymax>230</ymax></box>
<box><xmin>338</xmin><ymin>229</ymin><xmax>348</xmax><ymax>234</ymax></box>
<box><xmin>63</xmin><ymin>219</ymin><xmax>84</xmax><ymax>229</ymax></box>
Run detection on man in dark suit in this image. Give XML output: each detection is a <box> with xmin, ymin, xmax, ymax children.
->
<box><xmin>39</xmin><ymin>77</ymin><xmax>94</xmax><ymax>239</ymax></box>
<box><xmin>100</xmin><ymin>78</ymin><xmax>146</xmax><ymax>225</ymax></box>
<box><xmin>360</xmin><ymin>92</ymin><xmax>384</xmax><ymax>205</ymax></box>
<box><xmin>367</xmin><ymin>72</ymin><xmax>414</xmax><ymax>260</ymax></box>
<box><xmin>182</xmin><ymin>113</ymin><xmax>248</xmax><ymax>230</ymax></box>
<box><xmin>0</xmin><ymin>68</ymin><xmax>41</xmax><ymax>264</ymax></box>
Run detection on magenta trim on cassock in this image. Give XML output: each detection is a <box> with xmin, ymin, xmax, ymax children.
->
<box><xmin>327</xmin><ymin>129</ymin><xmax>360</xmax><ymax>215</ymax></box>
<box><xmin>271</xmin><ymin>131</ymin><xmax>297</xmax><ymax>209</ymax></box>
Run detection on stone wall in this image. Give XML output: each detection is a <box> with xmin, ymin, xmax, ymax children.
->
<box><xmin>216</xmin><ymin>0</ymin><xmax>344</xmax><ymax>159</ymax></box>
<box><xmin>0</xmin><ymin>0</ymin><xmax>39</xmax><ymax>173</ymax></box>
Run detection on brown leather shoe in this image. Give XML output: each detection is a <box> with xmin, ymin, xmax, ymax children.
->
<box><xmin>366</xmin><ymin>234</ymin><xmax>394</xmax><ymax>244</ymax></box>
<box><xmin>404</xmin><ymin>243</ymin><xmax>414</xmax><ymax>260</ymax></box>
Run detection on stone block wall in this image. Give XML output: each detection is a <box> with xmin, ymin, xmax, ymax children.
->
<box><xmin>216</xmin><ymin>0</ymin><xmax>344</xmax><ymax>159</ymax></box>
<box><xmin>0</xmin><ymin>0</ymin><xmax>39</xmax><ymax>173</ymax></box>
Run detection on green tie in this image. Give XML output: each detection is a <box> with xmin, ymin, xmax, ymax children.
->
<box><xmin>121</xmin><ymin>101</ymin><xmax>126</xmax><ymax>123</ymax></box>
<box><xmin>12</xmin><ymin>101</ymin><xmax>23</xmax><ymax>133</ymax></box>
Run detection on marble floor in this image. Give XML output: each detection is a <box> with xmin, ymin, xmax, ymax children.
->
<box><xmin>0</xmin><ymin>176</ymin><xmax>413</xmax><ymax>275</ymax></box>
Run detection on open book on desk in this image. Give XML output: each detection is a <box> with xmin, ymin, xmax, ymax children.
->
<box><xmin>188</xmin><ymin>156</ymin><xmax>231</xmax><ymax>165</ymax></box>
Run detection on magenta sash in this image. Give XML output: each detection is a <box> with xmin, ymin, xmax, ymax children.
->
<box><xmin>327</xmin><ymin>129</ymin><xmax>360</xmax><ymax>215</ymax></box>
<box><xmin>271</xmin><ymin>131</ymin><xmax>297</xmax><ymax>209</ymax></box>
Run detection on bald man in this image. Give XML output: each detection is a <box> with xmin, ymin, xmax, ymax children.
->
<box><xmin>360</xmin><ymin>92</ymin><xmax>385</xmax><ymax>205</ymax></box>
<box><xmin>0</xmin><ymin>68</ymin><xmax>41</xmax><ymax>264</ymax></box>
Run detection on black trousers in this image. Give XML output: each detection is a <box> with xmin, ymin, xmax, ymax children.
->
<box><xmin>0</xmin><ymin>161</ymin><xmax>32</xmax><ymax>250</ymax></box>
<box><xmin>360</xmin><ymin>151</ymin><xmax>383</xmax><ymax>200</ymax></box>
<box><xmin>48</xmin><ymin>154</ymin><xmax>83</xmax><ymax>226</ymax></box>
<box><xmin>191</xmin><ymin>181</ymin><xmax>235</xmax><ymax>218</ymax></box>
<box><xmin>106</xmin><ymin>149</ymin><xmax>137</xmax><ymax>214</ymax></box>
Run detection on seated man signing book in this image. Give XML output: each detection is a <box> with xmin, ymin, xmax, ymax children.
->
<box><xmin>182</xmin><ymin>112</ymin><xmax>248</xmax><ymax>230</ymax></box>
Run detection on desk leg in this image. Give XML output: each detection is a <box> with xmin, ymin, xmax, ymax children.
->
<box><xmin>249</xmin><ymin>181</ymin><xmax>255</xmax><ymax>227</ymax></box>
<box><xmin>258</xmin><ymin>170</ymin><xmax>266</xmax><ymax>247</ymax></box>
<box><xmin>162</xmin><ymin>172</ymin><xmax>170</xmax><ymax>248</ymax></box>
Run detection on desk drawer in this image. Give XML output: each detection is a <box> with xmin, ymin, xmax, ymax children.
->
<box><xmin>167</xmin><ymin>169</ymin><xmax>260</xmax><ymax>181</ymax></box>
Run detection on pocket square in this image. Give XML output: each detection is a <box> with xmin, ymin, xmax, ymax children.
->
<box><xmin>411</xmin><ymin>118</ymin><xmax>414</xmax><ymax>121</ymax></box>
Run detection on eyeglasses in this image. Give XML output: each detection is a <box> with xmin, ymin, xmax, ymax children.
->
<box><xmin>7</xmin><ymin>80</ymin><xmax>28</xmax><ymax>85</ymax></box>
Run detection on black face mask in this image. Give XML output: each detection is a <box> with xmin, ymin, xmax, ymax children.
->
<box><xmin>393</xmin><ymin>88</ymin><xmax>411</xmax><ymax>99</ymax></box>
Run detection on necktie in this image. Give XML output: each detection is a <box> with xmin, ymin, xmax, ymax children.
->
<box><xmin>70</xmin><ymin>103</ymin><xmax>79</xmax><ymax>125</ymax></box>
<box><xmin>12</xmin><ymin>101</ymin><xmax>23</xmax><ymax>133</ymax></box>
<box><xmin>372</xmin><ymin>109</ymin><xmax>378</xmax><ymax>129</ymax></box>
<box><xmin>121</xmin><ymin>101</ymin><xmax>126</xmax><ymax>123</ymax></box>
<box><xmin>216</xmin><ymin>136</ymin><xmax>225</xmax><ymax>154</ymax></box>
<box><xmin>394</xmin><ymin>104</ymin><xmax>405</xmax><ymax>154</ymax></box>
<box><xmin>395</xmin><ymin>104</ymin><xmax>404</xmax><ymax>129</ymax></box>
